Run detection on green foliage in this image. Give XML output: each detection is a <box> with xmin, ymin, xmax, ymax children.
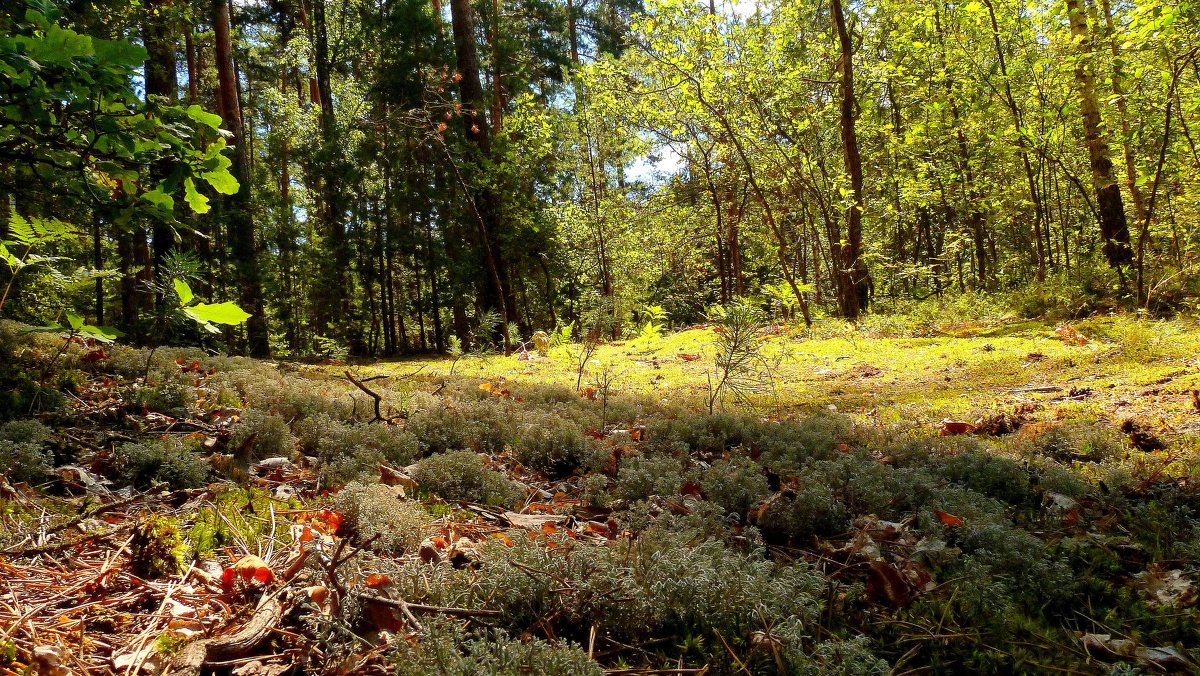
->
<box><xmin>112</xmin><ymin>438</ymin><xmax>208</xmax><ymax>490</ymax></box>
<box><xmin>229</xmin><ymin>410</ymin><xmax>296</xmax><ymax>461</ymax></box>
<box><xmin>0</xmin><ymin>419</ymin><xmax>53</xmax><ymax>483</ymax></box>
<box><xmin>129</xmin><ymin>516</ymin><xmax>183</xmax><ymax>579</ymax></box>
<box><xmin>705</xmin><ymin>302</ymin><xmax>776</xmax><ymax>413</ymax></box>
<box><xmin>333</xmin><ymin>481</ymin><xmax>429</xmax><ymax>553</ymax></box>
<box><xmin>173</xmin><ymin>279</ymin><xmax>251</xmax><ymax>334</ymax></box>
<box><xmin>699</xmin><ymin>455</ymin><xmax>769</xmax><ymax>516</ymax></box>
<box><xmin>392</xmin><ymin>625</ymin><xmax>602</xmax><ymax>676</ymax></box>
<box><xmin>511</xmin><ymin>415</ymin><xmax>607</xmax><ymax>477</ymax></box>
<box><xmin>412</xmin><ymin>450</ymin><xmax>522</xmax><ymax>506</ymax></box>
<box><xmin>294</xmin><ymin>414</ymin><xmax>418</xmax><ymax>487</ymax></box>
<box><xmin>614</xmin><ymin>451</ymin><xmax>685</xmax><ymax>501</ymax></box>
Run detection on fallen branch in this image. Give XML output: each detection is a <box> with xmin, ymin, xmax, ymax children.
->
<box><xmin>169</xmin><ymin>594</ymin><xmax>286</xmax><ymax>676</ymax></box>
<box><xmin>361</xmin><ymin>594</ymin><xmax>502</xmax><ymax>619</ymax></box>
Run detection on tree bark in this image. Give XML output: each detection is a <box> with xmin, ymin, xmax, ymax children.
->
<box><xmin>1066</xmin><ymin>0</ymin><xmax>1133</xmax><ymax>267</ymax></box>
<box><xmin>213</xmin><ymin>0</ymin><xmax>270</xmax><ymax>356</ymax></box>
<box><xmin>144</xmin><ymin>0</ymin><xmax>178</xmax><ymax>298</ymax></box>
<box><xmin>831</xmin><ymin>0</ymin><xmax>870</xmax><ymax>318</ymax></box>
<box><xmin>449</xmin><ymin>0</ymin><xmax>514</xmax><ymax>351</ymax></box>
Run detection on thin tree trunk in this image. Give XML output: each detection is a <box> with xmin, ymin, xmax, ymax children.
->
<box><xmin>831</xmin><ymin>0</ymin><xmax>870</xmax><ymax>318</ymax></box>
<box><xmin>1066</xmin><ymin>0</ymin><xmax>1133</xmax><ymax>267</ymax></box>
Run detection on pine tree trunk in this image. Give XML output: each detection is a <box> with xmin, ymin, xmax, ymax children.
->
<box><xmin>449</xmin><ymin>0</ymin><xmax>513</xmax><ymax>350</ymax></box>
<box><xmin>144</xmin><ymin>0</ymin><xmax>178</xmax><ymax>298</ymax></box>
<box><xmin>213</xmin><ymin>0</ymin><xmax>270</xmax><ymax>356</ymax></box>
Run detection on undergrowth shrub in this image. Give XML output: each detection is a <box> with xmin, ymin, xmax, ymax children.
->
<box><xmin>511</xmin><ymin>415</ymin><xmax>606</xmax><ymax>477</ymax></box>
<box><xmin>333</xmin><ymin>481</ymin><xmax>428</xmax><ymax>553</ymax></box>
<box><xmin>0</xmin><ymin>419</ymin><xmax>53</xmax><ymax>483</ymax></box>
<box><xmin>1009</xmin><ymin>421</ymin><xmax>1124</xmax><ymax>463</ymax></box>
<box><xmin>451</xmin><ymin>530</ymin><xmax>824</xmax><ymax>668</ymax></box>
<box><xmin>391</xmin><ymin>624</ymin><xmax>602</xmax><ymax>676</ymax></box>
<box><xmin>112</xmin><ymin>438</ymin><xmax>208</xmax><ymax>489</ymax></box>
<box><xmin>130</xmin><ymin>379</ymin><xmax>194</xmax><ymax>417</ymax></box>
<box><xmin>756</xmin><ymin>414</ymin><xmax>858</xmax><ymax>471</ymax></box>
<box><xmin>229</xmin><ymin>410</ymin><xmax>295</xmax><ymax>460</ymax></box>
<box><xmin>406</xmin><ymin>401</ymin><xmax>506</xmax><ymax>455</ymax></box>
<box><xmin>614</xmin><ymin>452</ymin><xmax>685</xmax><ymax>501</ymax></box>
<box><xmin>295</xmin><ymin>414</ymin><xmax>419</xmax><ymax>487</ymax></box>
<box><xmin>756</xmin><ymin>481</ymin><xmax>849</xmax><ymax>541</ymax></box>
<box><xmin>215</xmin><ymin>371</ymin><xmax>354</xmax><ymax>421</ymax></box>
<box><xmin>699</xmin><ymin>455</ymin><xmax>769</xmax><ymax>515</ymax></box>
<box><xmin>413</xmin><ymin>450</ymin><xmax>521</xmax><ymax>506</ymax></box>
<box><xmin>936</xmin><ymin>450</ymin><xmax>1034</xmax><ymax>505</ymax></box>
<box><xmin>955</xmin><ymin>524</ymin><xmax>1074</xmax><ymax>613</ymax></box>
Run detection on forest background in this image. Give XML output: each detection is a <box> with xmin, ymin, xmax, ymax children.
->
<box><xmin>2</xmin><ymin>0</ymin><xmax>1199</xmax><ymax>356</ymax></box>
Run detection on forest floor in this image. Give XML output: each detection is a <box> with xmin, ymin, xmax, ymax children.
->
<box><xmin>365</xmin><ymin>314</ymin><xmax>1200</xmax><ymax>431</ymax></box>
<box><xmin>1</xmin><ymin>313</ymin><xmax>1198</xmax><ymax>675</ymax></box>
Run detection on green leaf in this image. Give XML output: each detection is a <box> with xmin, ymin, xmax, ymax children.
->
<box><xmin>174</xmin><ymin>278</ymin><xmax>194</xmax><ymax>305</ymax></box>
<box><xmin>143</xmin><ymin>187</ymin><xmax>175</xmax><ymax>211</ymax></box>
<box><xmin>201</xmin><ymin>163</ymin><xmax>239</xmax><ymax>195</ymax></box>
<box><xmin>7</xmin><ymin>212</ymin><xmax>34</xmax><ymax>245</ymax></box>
<box><xmin>185</xmin><ymin>104</ymin><xmax>223</xmax><ymax>131</ymax></box>
<box><xmin>0</xmin><ymin>243</ymin><xmax>22</xmax><ymax>270</ymax></box>
<box><xmin>183</xmin><ymin>177</ymin><xmax>210</xmax><ymax>214</ymax></box>
<box><xmin>92</xmin><ymin>37</ymin><xmax>146</xmax><ymax>67</ymax></box>
<box><xmin>184</xmin><ymin>302</ymin><xmax>251</xmax><ymax>326</ymax></box>
<box><xmin>65</xmin><ymin>311</ymin><xmax>84</xmax><ymax>330</ymax></box>
<box><xmin>79</xmin><ymin>324</ymin><xmax>123</xmax><ymax>343</ymax></box>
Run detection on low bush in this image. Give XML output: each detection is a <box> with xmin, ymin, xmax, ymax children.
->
<box><xmin>511</xmin><ymin>415</ymin><xmax>606</xmax><ymax>477</ymax></box>
<box><xmin>699</xmin><ymin>455</ymin><xmax>769</xmax><ymax>516</ymax></box>
<box><xmin>295</xmin><ymin>414</ymin><xmax>420</xmax><ymax>487</ymax></box>
<box><xmin>112</xmin><ymin>438</ymin><xmax>208</xmax><ymax>489</ymax></box>
<box><xmin>0</xmin><ymin>419</ymin><xmax>55</xmax><ymax>483</ymax></box>
<box><xmin>406</xmin><ymin>402</ymin><xmax>506</xmax><ymax>456</ymax></box>
<box><xmin>229</xmin><ymin>410</ymin><xmax>295</xmax><ymax>461</ymax></box>
<box><xmin>333</xmin><ymin>481</ymin><xmax>429</xmax><ymax>553</ymax></box>
<box><xmin>392</xmin><ymin>624</ymin><xmax>602</xmax><ymax>676</ymax></box>
<box><xmin>614</xmin><ymin>452</ymin><xmax>685</xmax><ymax>501</ymax></box>
<box><xmin>1010</xmin><ymin>421</ymin><xmax>1124</xmax><ymax>463</ymax></box>
<box><xmin>412</xmin><ymin>450</ymin><xmax>522</xmax><ymax>506</ymax></box>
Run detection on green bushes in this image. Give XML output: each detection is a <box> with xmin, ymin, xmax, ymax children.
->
<box><xmin>0</xmin><ymin>419</ymin><xmax>53</xmax><ymax>483</ymax></box>
<box><xmin>229</xmin><ymin>410</ymin><xmax>295</xmax><ymax>460</ymax></box>
<box><xmin>412</xmin><ymin>450</ymin><xmax>522</xmax><ymax>506</ymax></box>
<box><xmin>295</xmin><ymin>414</ymin><xmax>419</xmax><ymax>487</ymax></box>
<box><xmin>511</xmin><ymin>416</ymin><xmax>606</xmax><ymax>477</ymax></box>
<box><xmin>406</xmin><ymin>402</ymin><xmax>506</xmax><ymax>455</ymax></box>
<box><xmin>756</xmin><ymin>481</ymin><xmax>849</xmax><ymax>541</ymax></box>
<box><xmin>112</xmin><ymin>438</ymin><xmax>208</xmax><ymax>489</ymax></box>
<box><xmin>1010</xmin><ymin>421</ymin><xmax>1124</xmax><ymax>463</ymax></box>
<box><xmin>614</xmin><ymin>452</ymin><xmax>685</xmax><ymax>501</ymax></box>
<box><xmin>392</xmin><ymin>625</ymin><xmax>602</xmax><ymax>676</ymax></box>
<box><xmin>936</xmin><ymin>450</ymin><xmax>1034</xmax><ymax>505</ymax></box>
<box><xmin>333</xmin><ymin>481</ymin><xmax>429</xmax><ymax>553</ymax></box>
<box><xmin>699</xmin><ymin>455</ymin><xmax>769</xmax><ymax>515</ymax></box>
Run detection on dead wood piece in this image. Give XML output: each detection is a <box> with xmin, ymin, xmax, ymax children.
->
<box><xmin>361</xmin><ymin>594</ymin><xmax>501</xmax><ymax>619</ymax></box>
<box><xmin>168</xmin><ymin>595</ymin><xmax>286</xmax><ymax>676</ymax></box>
<box><xmin>1007</xmin><ymin>385</ymin><xmax>1063</xmax><ymax>394</ymax></box>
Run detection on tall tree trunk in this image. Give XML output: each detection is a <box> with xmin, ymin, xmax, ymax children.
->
<box><xmin>831</xmin><ymin>0</ymin><xmax>870</xmax><ymax>318</ymax></box>
<box><xmin>449</xmin><ymin>0</ymin><xmax>513</xmax><ymax>351</ymax></box>
<box><xmin>1099</xmin><ymin>0</ymin><xmax>1148</xmax><ymax>228</ymax></box>
<box><xmin>1066</xmin><ymin>0</ymin><xmax>1133</xmax><ymax>267</ymax></box>
<box><xmin>567</xmin><ymin>0</ymin><xmax>579</xmax><ymax>63</ymax></box>
<box><xmin>213</xmin><ymin>0</ymin><xmax>269</xmax><ymax>356</ymax></box>
<box><xmin>312</xmin><ymin>0</ymin><xmax>353</xmax><ymax>340</ymax></box>
<box><xmin>144</xmin><ymin>0</ymin><xmax>178</xmax><ymax>300</ymax></box>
